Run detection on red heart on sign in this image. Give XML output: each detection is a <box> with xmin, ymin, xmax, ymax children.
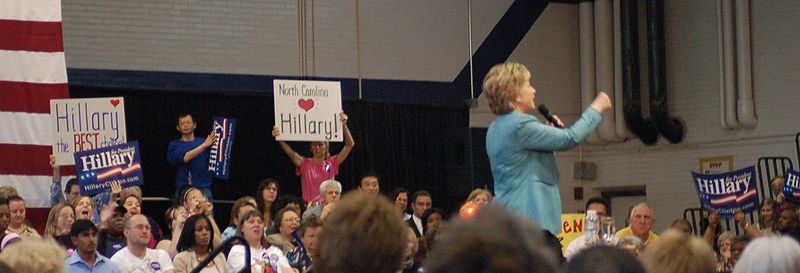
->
<box><xmin>298</xmin><ymin>99</ymin><xmax>315</xmax><ymax>112</ymax></box>
<box><xmin>110</xmin><ymin>99</ymin><xmax>120</xmax><ymax>107</ymax></box>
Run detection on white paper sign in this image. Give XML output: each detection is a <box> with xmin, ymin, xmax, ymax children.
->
<box><xmin>50</xmin><ymin>97</ymin><xmax>127</xmax><ymax>165</ymax></box>
<box><xmin>273</xmin><ymin>80</ymin><xmax>343</xmax><ymax>142</ymax></box>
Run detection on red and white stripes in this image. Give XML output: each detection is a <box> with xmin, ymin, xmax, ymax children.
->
<box><xmin>0</xmin><ymin>0</ymin><xmax>71</xmax><ymax>207</ymax></box>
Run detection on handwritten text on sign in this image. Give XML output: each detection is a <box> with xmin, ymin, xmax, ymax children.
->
<box><xmin>558</xmin><ymin>213</ymin><xmax>585</xmax><ymax>252</ymax></box>
<box><xmin>692</xmin><ymin>166</ymin><xmax>758</xmax><ymax>217</ymax></box>
<box><xmin>73</xmin><ymin>141</ymin><xmax>143</xmax><ymax>196</ymax></box>
<box><xmin>50</xmin><ymin>97</ymin><xmax>127</xmax><ymax>165</ymax></box>
<box><xmin>273</xmin><ymin>80</ymin><xmax>342</xmax><ymax>142</ymax></box>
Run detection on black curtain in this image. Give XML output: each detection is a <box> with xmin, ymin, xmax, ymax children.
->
<box><xmin>69</xmin><ymin>86</ymin><xmax>473</xmax><ymax>227</ymax></box>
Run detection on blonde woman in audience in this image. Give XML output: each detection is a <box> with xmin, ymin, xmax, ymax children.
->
<box><xmin>641</xmin><ymin>229</ymin><xmax>716</xmax><ymax>273</ymax></box>
<box><xmin>44</xmin><ymin>202</ymin><xmax>75</xmax><ymax>249</ymax></box>
<box><xmin>715</xmin><ymin>231</ymin><xmax>735</xmax><ymax>272</ymax></box>
<box><xmin>0</xmin><ymin>238</ymin><xmax>65</xmax><ymax>273</ymax></box>
<box><xmin>5</xmin><ymin>196</ymin><xmax>39</xmax><ymax>239</ymax></box>
<box><xmin>465</xmin><ymin>188</ymin><xmax>493</xmax><ymax>207</ymax></box>
<box><xmin>0</xmin><ymin>187</ymin><xmax>17</xmax><ymax>200</ymax></box>
<box><xmin>227</xmin><ymin>210</ymin><xmax>293</xmax><ymax>273</ymax></box>
<box><xmin>400</xmin><ymin>227</ymin><xmax>422</xmax><ymax>273</ymax></box>
<box><xmin>732</xmin><ymin>235</ymin><xmax>800</xmax><ymax>273</ymax></box>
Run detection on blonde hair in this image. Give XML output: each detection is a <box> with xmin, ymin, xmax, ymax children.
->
<box><xmin>0</xmin><ymin>186</ymin><xmax>18</xmax><ymax>200</ymax></box>
<box><xmin>466</xmin><ymin>189</ymin><xmax>493</xmax><ymax>203</ymax></box>
<box><xmin>482</xmin><ymin>62</ymin><xmax>531</xmax><ymax>115</ymax></box>
<box><xmin>0</xmin><ymin>238</ymin><xmax>65</xmax><ymax>273</ymax></box>
<box><xmin>640</xmin><ymin>230</ymin><xmax>715</xmax><ymax>273</ymax></box>
<box><xmin>44</xmin><ymin>202</ymin><xmax>74</xmax><ymax>238</ymax></box>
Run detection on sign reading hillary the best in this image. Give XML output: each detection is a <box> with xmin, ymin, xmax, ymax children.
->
<box><xmin>73</xmin><ymin>141</ymin><xmax>143</xmax><ymax>196</ymax></box>
<box><xmin>273</xmin><ymin>80</ymin><xmax>343</xmax><ymax>142</ymax></box>
<box><xmin>50</xmin><ymin>97</ymin><xmax>127</xmax><ymax>165</ymax></box>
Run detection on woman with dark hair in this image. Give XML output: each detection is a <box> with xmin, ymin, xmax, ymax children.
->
<box><xmin>222</xmin><ymin>196</ymin><xmax>256</xmax><ymax>240</ymax></box>
<box><xmin>256</xmin><ymin>179</ymin><xmax>280</xmax><ymax>232</ymax></box>
<box><xmin>389</xmin><ymin>188</ymin><xmax>411</xmax><ymax>220</ymax></box>
<box><xmin>173</xmin><ymin>214</ymin><xmax>229</xmax><ymax>273</ymax></box>
<box><xmin>417</xmin><ymin>207</ymin><xmax>447</xmax><ymax>262</ymax></box>
<box><xmin>272</xmin><ymin>112</ymin><xmax>354</xmax><ymax>203</ymax></box>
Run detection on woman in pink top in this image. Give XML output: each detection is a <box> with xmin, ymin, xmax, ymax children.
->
<box><xmin>272</xmin><ymin>112</ymin><xmax>354</xmax><ymax>202</ymax></box>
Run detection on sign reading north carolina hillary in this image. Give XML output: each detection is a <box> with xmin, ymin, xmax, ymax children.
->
<box><xmin>783</xmin><ymin>169</ymin><xmax>800</xmax><ymax>204</ymax></box>
<box><xmin>50</xmin><ymin>97</ymin><xmax>127</xmax><ymax>166</ymax></box>
<box><xmin>209</xmin><ymin>116</ymin><xmax>236</xmax><ymax>180</ymax></box>
<box><xmin>273</xmin><ymin>80</ymin><xmax>343</xmax><ymax>142</ymax></box>
<box><xmin>692</xmin><ymin>166</ymin><xmax>758</xmax><ymax>216</ymax></box>
<box><xmin>73</xmin><ymin>141</ymin><xmax>143</xmax><ymax>196</ymax></box>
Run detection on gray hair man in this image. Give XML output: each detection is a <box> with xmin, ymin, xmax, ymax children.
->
<box><xmin>302</xmin><ymin>179</ymin><xmax>342</xmax><ymax>221</ymax></box>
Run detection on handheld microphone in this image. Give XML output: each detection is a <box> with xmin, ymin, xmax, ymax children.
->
<box><xmin>537</xmin><ymin>104</ymin><xmax>562</xmax><ymax>128</ymax></box>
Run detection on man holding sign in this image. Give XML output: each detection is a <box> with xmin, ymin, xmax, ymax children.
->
<box><xmin>167</xmin><ymin>114</ymin><xmax>217</xmax><ymax>202</ymax></box>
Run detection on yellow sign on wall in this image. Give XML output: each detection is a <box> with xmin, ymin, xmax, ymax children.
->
<box><xmin>558</xmin><ymin>213</ymin><xmax>586</xmax><ymax>252</ymax></box>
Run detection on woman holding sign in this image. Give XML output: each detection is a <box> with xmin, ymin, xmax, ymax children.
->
<box><xmin>272</xmin><ymin>112</ymin><xmax>354</xmax><ymax>203</ymax></box>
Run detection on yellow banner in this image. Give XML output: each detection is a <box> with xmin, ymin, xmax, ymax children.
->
<box><xmin>558</xmin><ymin>213</ymin><xmax>585</xmax><ymax>252</ymax></box>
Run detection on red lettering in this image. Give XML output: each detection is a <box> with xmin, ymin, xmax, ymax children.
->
<box><xmin>573</xmin><ymin>219</ymin><xmax>583</xmax><ymax>233</ymax></box>
<box><xmin>563</xmin><ymin>221</ymin><xmax>571</xmax><ymax>233</ymax></box>
<box><xmin>73</xmin><ymin>133</ymin><xmax>101</xmax><ymax>152</ymax></box>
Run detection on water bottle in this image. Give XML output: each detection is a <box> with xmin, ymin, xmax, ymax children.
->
<box><xmin>585</xmin><ymin>210</ymin><xmax>599</xmax><ymax>245</ymax></box>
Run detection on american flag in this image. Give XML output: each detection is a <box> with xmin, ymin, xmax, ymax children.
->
<box><xmin>0</xmin><ymin>0</ymin><xmax>72</xmax><ymax>226</ymax></box>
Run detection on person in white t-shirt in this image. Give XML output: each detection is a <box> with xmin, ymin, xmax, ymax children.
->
<box><xmin>111</xmin><ymin>214</ymin><xmax>175</xmax><ymax>273</ymax></box>
<box><xmin>564</xmin><ymin>197</ymin><xmax>611</xmax><ymax>260</ymax></box>
<box><xmin>227</xmin><ymin>210</ymin><xmax>294</xmax><ymax>273</ymax></box>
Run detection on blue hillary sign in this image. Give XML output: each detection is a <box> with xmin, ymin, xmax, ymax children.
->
<box><xmin>209</xmin><ymin>116</ymin><xmax>236</xmax><ymax>180</ymax></box>
<box><xmin>692</xmin><ymin>166</ymin><xmax>758</xmax><ymax>216</ymax></box>
<box><xmin>783</xmin><ymin>169</ymin><xmax>800</xmax><ymax>204</ymax></box>
<box><xmin>73</xmin><ymin>141</ymin><xmax>143</xmax><ymax>196</ymax></box>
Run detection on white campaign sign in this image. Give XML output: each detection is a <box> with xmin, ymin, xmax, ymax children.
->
<box><xmin>50</xmin><ymin>97</ymin><xmax>127</xmax><ymax>165</ymax></box>
<box><xmin>273</xmin><ymin>80</ymin><xmax>343</xmax><ymax>142</ymax></box>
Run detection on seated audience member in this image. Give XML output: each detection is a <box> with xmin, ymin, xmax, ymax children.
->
<box><xmin>45</xmin><ymin>202</ymin><xmax>76</xmax><ymax>249</ymax></box>
<box><xmin>565</xmin><ymin>245</ymin><xmax>646</xmax><ymax>273</ymax></box>
<box><xmin>388</xmin><ymin>188</ymin><xmax>411</xmax><ymax>220</ymax></box>
<box><xmin>5</xmin><ymin>195</ymin><xmax>39</xmax><ymax>239</ymax></box>
<box><xmin>178</xmin><ymin>187</ymin><xmax>222</xmax><ymax>248</ymax></box>
<box><xmin>615</xmin><ymin>202</ymin><xmax>658</xmax><ymax>247</ymax></box>
<box><xmin>618</xmin><ymin>236</ymin><xmax>644</xmax><ymax>257</ymax></box>
<box><xmin>714</xmin><ymin>231</ymin><xmax>735</xmax><ymax>272</ymax></box>
<box><xmin>302</xmin><ymin>180</ymin><xmax>342</xmax><ymax>221</ymax></box>
<box><xmin>0</xmin><ymin>238</ymin><xmax>65</xmax><ymax>273</ymax></box>
<box><xmin>416</xmin><ymin>207</ymin><xmax>447</xmax><ymax>262</ymax></box>
<box><xmin>155</xmin><ymin>204</ymin><xmax>188</xmax><ymax>259</ymax></box>
<box><xmin>65</xmin><ymin>219</ymin><xmax>121</xmax><ymax>273</ymax></box>
<box><xmin>671</xmin><ymin>218</ymin><xmax>693</xmax><ymax>234</ymax></box>
<box><xmin>221</xmin><ymin>196</ymin><xmax>256</xmax><ymax>240</ymax></box>
<box><xmin>640</xmin><ymin>229</ymin><xmax>715</xmax><ymax>273</ymax></box>
<box><xmin>276</xmin><ymin>194</ymin><xmax>305</xmax><ymax>216</ymax></box>
<box><xmin>287</xmin><ymin>216</ymin><xmax>323</xmax><ymax>272</ymax></box>
<box><xmin>464</xmin><ymin>188</ymin><xmax>493</xmax><ymax>207</ymax></box>
<box><xmin>227</xmin><ymin>210</ymin><xmax>292</xmax><ymax>273</ymax></box>
<box><xmin>0</xmin><ymin>188</ymin><xmax>17</xmax><ymax>201</ymax></box>
<box><xmin>266</xmin><ymin>207</ymin><xmax>301</xmax><ymax>254</ymax></box>
<box><xmin>111</xmin><ymin>214</ymin><xmax>175</xmax><ymax>273</ymax></box>
<box><xmin>424</xmin><ymin>205</ymin><xmax>559</xmax><ymax>273</ymax></box>
<box><xmin>777</xmin><ymin>209</ymin><xmax>800</xmax><ymax>242</ymax></box>
<box><xmin>399</xmin><ymin>227</ymin><xmax>422</xmax><ymax>273</ymax></box>
<box><xmin>728</xmin><ymin>236</ymin><xmax>749</xmax><ymax>269</ymax></box>
<box><xmin>120</xmin><ymin>187</ymin><xmax>163</xmax><ymax>247</ymax></box>
<box><xmin>564</xmin><ymin>197</ymin><xmax>610</xmax><ymax>260</ymax></box>
<box><xmin>256</xmin><ymin>179</ymin><xmax>280</xmax><ymax>233</ymax></box>
<box><xmin>357</xmin><ymin>172</ymin><xmax>381</xmax><ymax>195</ymax></box>
<box><xmin>0</xmin><ymin>199</ymin><xmax>10</xmax><ymax>249</ymax></box>
<box><xmin>98</xmin><ymin>205</ymin><xmax>127</xmax><ymax>257</ymax></box>
<box><xmin>316</xmin><ymin>192</ymin><xmax>406</xmax><ymax>273</ymax></box>
<box><xmin>406</xmin><ymin>190</ymin><xmax>433</xmax><ymax>238</ymax></box>
<box><xmin>173</xmin><ymin>214</ymin><xmax>228</xmax><ymax>273</ymax></box>
<box><xmin>732</xmin><ymin>235</ymin><xmax>800</xmax><ymax>273</ymax></box>
<box><xmin>770</xmin><ymin>176</ymin><xmax>796</xmax><ymax>215</ymax></box>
